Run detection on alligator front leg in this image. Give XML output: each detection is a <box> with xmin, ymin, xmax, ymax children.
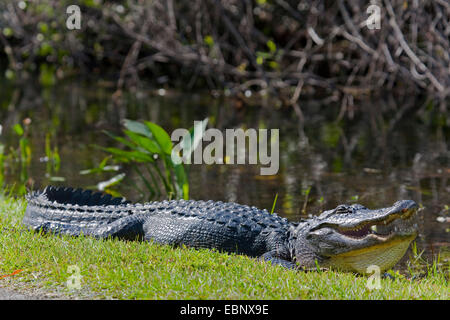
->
<box><xmin>260</xmin><ymin>250</ymin><xmax>298</xmax><ymax>269</ymax></box>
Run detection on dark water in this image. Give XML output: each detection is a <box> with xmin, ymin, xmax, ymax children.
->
<box><xmin>1</xmin><ymin>79</ymin><xmax>449</xmax><ymax>269</ymax></box>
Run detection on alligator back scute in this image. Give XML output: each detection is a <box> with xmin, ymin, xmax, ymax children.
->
<box><xmin>41</xmin><ymin>186</ymin><xmax>130</xmax><ymax>207</ymax></box>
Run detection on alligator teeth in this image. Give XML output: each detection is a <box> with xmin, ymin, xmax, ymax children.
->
<box><xmin>370</xmin><ymin>225</ymin><xmax>377</xmax><ymax>232</ymax></box>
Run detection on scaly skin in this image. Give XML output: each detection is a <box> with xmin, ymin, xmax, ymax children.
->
<box><xmin>23</xmin><ymin>186</ymin><xmax>419</xmax><ymax>274</ymax></box>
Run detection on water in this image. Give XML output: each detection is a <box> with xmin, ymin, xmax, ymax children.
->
<box><xmin>1</xmin><ymin>79</ymin><xmax>449</xmax><ymax>269</ymax></box>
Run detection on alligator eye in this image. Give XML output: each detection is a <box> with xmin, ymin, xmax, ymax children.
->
<box><xmin>335</xmin><ymin>205</ymin><xmax>351</xmax><ymax>214</ymax></box>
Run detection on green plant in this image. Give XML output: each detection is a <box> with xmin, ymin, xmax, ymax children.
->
<box><xmin>13</xmin><ymin>123</ymin><xmax>32</xmax><ymax>181</ymax></box>
<box><xmin>406</xmin><ymin>242</ymin><xmax>449</xmax><ymax>281</ymax></box>
<box><xmin>270</xmin><ymin>193</ymin><xmax>278</xmax><ymax>214</ymax></box>
<box><xmin>82</xmin><ymin>119</ymin><xmax>204</xmax><ymax>201</ymax></box>
<box><xmin>301</xmin><ymin>186</ymin><xmax>311</xmax><ymax>214</ymax></box>
<box><xmin>44</xmin><ymin>132</ymin><xmax>64</xmax><ymax>182</ymax></box>
<box><xmin>0</xmin><ymin>121</ymin><xmax>32</xmax><ymax>194</ymax></box>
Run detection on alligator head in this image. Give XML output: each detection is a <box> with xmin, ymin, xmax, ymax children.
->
<box><xmin>295</xmin><ymin>200</ymin><xmax>419</xmax><ymax>274</ymax></box>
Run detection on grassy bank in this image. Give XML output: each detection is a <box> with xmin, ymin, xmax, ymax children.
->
<box><xmin>0</xmin><ymin>193</ymin><xmax>448</xmax><ymax>300</ymax></box>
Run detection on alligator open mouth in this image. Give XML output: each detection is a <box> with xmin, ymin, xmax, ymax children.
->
<box><xmin>322</xmin><ymin>205</ymin><xmax>420</xmax><ymax>274</ymax></box>
<box><xmin>336</xmin><ymin>206</ymin><xmax>418</xmax><ymax>241</ymax></box>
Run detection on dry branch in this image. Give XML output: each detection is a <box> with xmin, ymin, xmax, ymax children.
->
<box><xmin>0</xmin><ymin>0</ymin><xmax>448</xmax><ymax>108</ymax></box>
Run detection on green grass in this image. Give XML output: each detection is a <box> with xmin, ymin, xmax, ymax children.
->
<box><xmin>0</xmin><ymin>193</ymin><xmax>448</xmax><ymax>299</ymax></box>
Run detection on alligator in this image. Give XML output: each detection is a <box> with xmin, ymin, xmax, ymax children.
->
<box><xmin>23</xmin><ymin>186</ymin><xmax>419</xmax><ymax>274</ymax></box>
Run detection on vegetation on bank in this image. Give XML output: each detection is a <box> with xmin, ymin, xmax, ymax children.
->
<box><xmin>0</xmin><ymin>118</ymin><xmax>62</xmax><ymax>195</ymax></box>
<box><xmin>0</xmin><ymin>116</ymin><xmax>196</xmax><ymax>201</ymax></box>
<box><xmin>81</xmin><ymin>118</ymin><xmax>197</xmax><ymax>201</ymax></box>
<box><xmin>0</xmin><ymin>193</ymin><xmax>448</xmax><ymax>299</ymax></box>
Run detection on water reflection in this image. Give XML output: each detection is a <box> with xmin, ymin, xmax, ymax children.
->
<box><xmin>0</xmin><ymin>79</ymin><xmax>448</xmax><ymax>267</ymax></box>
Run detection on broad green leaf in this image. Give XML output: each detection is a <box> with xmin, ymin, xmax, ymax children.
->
<box><xmin>144</xmin><ymin>121</ymin><xmax>173</xmax><ymax>155</ymax></box>
<box><xmin>90</xmin><ymin>119</ymin><xmax>193</xmax><ymax>200</ymax></box>
<box><xmin>123</xmin><ymin>130</ymin><xmax>161</xmax><ymax>154</ymax></box>
<box><xmin>123</xmin><ymin>119</ymin><xmax>152</xmax><ymax>138</ymax></box>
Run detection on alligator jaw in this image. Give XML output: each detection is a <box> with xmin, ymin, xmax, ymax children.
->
<box><xmin>335</xmin><ymin>206</ymin><xmax>418</xmax><ymax>242</ymax></box>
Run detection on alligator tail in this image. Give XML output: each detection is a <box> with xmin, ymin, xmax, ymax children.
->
<box><xmin>23</xmin><ymin>186</ymin><xmax>144</xmax><ymax>239</ymax></box>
